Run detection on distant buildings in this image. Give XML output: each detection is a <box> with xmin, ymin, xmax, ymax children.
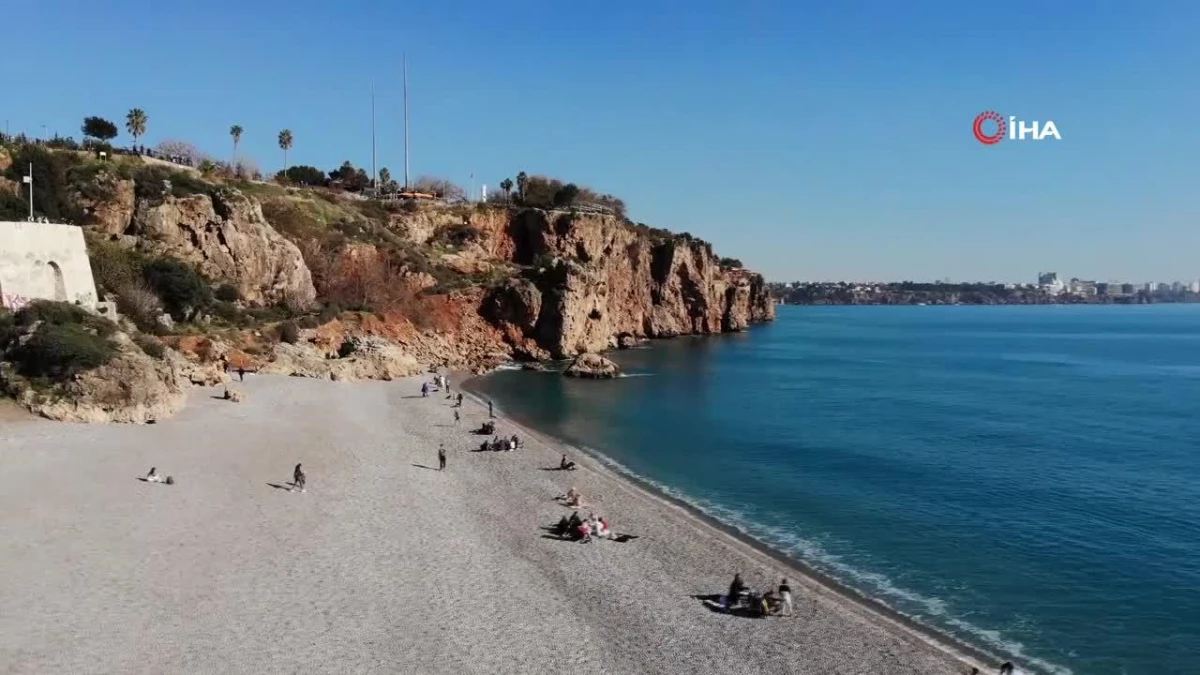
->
<box><xmin>1037</xmin><ymin>272</ymin><xmax>1066</xmax><ymax>295</ymax></box>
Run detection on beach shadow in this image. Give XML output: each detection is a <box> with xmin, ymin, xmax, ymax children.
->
<box><xmin>267</xmin><ymin>482</ymin><xmax>295</xmax><ymax>491</ymax></box>
<box><xmin>136</xmin><ymin>477</ymin><xmax>149</xmax><ymax>482</ymax></box>
<box><xmin>400</xmin><ymin>395</ymin><xmax>427</xmax><ymax>399</ymax></box>
<box><xmin>692</xmin><ymin>594</ymin><xmax>764</xmax><ymax>618</ymax></box>
<box><xmin>539</xmin><ymin>466</ymin><xmax>576</xmax><ymax>472</ymax></box>
<box><xmin>411</xmin><ymin>464</ymin><xmax>440</xmax><ymax>471</ymax></box>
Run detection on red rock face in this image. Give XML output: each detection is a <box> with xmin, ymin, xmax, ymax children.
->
<box><xmin>484</xmin><ymin>209</ymin><xmax>774</xmax><ymax>358</ymax></box>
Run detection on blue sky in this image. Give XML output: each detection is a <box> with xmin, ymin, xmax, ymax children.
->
<box><xmin>6</xmin><ymin>1</ymin><xmax>1198</xmax><ymax>282</ymax></box>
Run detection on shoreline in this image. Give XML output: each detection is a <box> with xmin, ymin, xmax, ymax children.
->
<box><xmin>460</xmin><ymin>373</ymin><xmax>1006</xmax><ymax>674</ymax></box>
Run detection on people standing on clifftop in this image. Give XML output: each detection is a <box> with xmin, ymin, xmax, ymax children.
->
<box><xmin>438</xmin><ymin>445</ymin><xmax>447</xmax><ymax>471</ymax></box>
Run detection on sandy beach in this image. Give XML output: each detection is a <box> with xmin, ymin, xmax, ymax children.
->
<box><xmin>0</xmin><ymin>374</ymin><xmax>990</xmax><ymax>674</ymax></box>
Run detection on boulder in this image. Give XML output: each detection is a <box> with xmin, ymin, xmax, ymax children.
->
<box><xmin>563</xmin><ymin>352</ymin><xmax>621</xmax><ymax>379</ymax></box>
<box><xmin>4</xmin><ymin>332</ymin><xmax>187</xmax><ymax>423</ymax></box>
<box><xmin>617</xmin><ymin>334</ymin><xmax>644</xmax><ymax>349</ymax></box>
<box><xmin>260</xmin><ymin>336</ymin><xmax>422</xmax><ymax>382</ymax></box>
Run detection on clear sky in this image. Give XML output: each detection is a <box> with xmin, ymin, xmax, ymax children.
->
<box><xmin>5</xmin><ymin>1</ymin><xmax>1198</xmax><ymax>283</ymax></box>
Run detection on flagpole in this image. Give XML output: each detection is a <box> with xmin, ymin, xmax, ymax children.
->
<box><xmin>403</xmin><ymin>53</ymin><xmax>410</xmax><ymax>190</ymax></box>
<box><xmin>371</xmin><ymin>83</ymin><xmax>377</xmax><ymax>192</ymax></box>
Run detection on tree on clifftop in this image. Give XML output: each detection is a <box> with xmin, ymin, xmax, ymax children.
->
<box><xmin>516</xmin><ymin>171</ymin><xmax>528</xmax><ymax>202</ymax></box>
<box><xmin>277</xmin><ymin>129</ymin><xmax>294</xmax><ymax>181</ymax></box>
<box><xmin>125</xmin><ymin>109</ymin><xmax>147</xmax><ymax>147</ymax></box>
<box><xmin>229</xmin><ymin>125</ymin><xmax>243</xmax><ymax>165</ymax></box>
<box><xmin>499</xmin><ymin>178</ymin><xmax>513</xmax><ymax>202</ymax></box>
<box><xmin>81</xmin><ymin>116</ymin><xmax>118</xmax><ymax>142</ymax></box>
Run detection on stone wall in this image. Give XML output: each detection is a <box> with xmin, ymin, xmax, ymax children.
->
<box><xmin>0</xmin><ymin>221</ymin><xmax>99</xmax><ymax>310</ymax></box>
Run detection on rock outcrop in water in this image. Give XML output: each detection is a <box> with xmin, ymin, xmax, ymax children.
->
<box><xmin>563</xmin><ymin>352</ymin><xmax>621</xmax><ymax>379</ymax></box>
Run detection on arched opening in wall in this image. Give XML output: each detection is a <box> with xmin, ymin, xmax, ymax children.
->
<box><xmin>47</xmin><ymin>262</ymin><xmax>67</xmax><ymax>302</ymax></box>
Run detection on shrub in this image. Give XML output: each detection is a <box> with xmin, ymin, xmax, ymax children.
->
<box><xmin>88</xmin><ymin>238</ymin><xmax>150</xmax><ymax>296</ymax></box>
<box><xmin>142</xmin><ymin>259</ymin><xmax>212</xmax><ymax>321</ymax></box>
<box><xmin>297</xmin><ymin>315</ymin><xmax>320</xmax><ymax>329</ymax></box>
<box><xmin>115</xmin><ymin>282</ymin><xmax>165</xmax><ymax>332</ymax></box>
<box><xmin>337</xmin><ymin>340</ymin><xmax>357</xmax><ymax>358</ymax></box>
<box><xmin>436</xmin><ymin>223</ymin><xmax>483</xmax><ymax>248</ymax></box>
<box><xmin>11</xmin><ymin>322</ymin><xmax>117</xmax><ymax>380</ymax></box>
<box><xmin>133</xmin><ymin>334</ymin><xmax>166</xmax><ymax>359</ymax></box>
<box><xmin>214</xmin><ymin>283</ymin><xmax>241</xmax><ymax>302</ymax></box>
<box><xmin>317</xmin><ymin>303</ymin><xmax>342</xmax><ymax>324</ymax></box>
<box><xmin>209</xmin><ymin>301</ymin><xmax>245</xmax><ymax>325</ymax></box>
<box><xmin>132</xmin><ymin>165</ymin><xmax>213</xmax><ymax>201</ymax></box>
<box><xmin>719</xmin><ymin>257</ymin><xmax>743</xmax><ymax>269</ymax></box>
<box><xmin>278</xmin><ymin>320</ymin><xmax>300</xmax><ymax>344</ymax></box>
<box><xmin>14</xmin><ymin>300</ymin><xmax>116</xmax><ymax>337</ymax></box>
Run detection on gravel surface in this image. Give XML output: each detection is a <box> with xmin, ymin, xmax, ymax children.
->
<box><xmin>0</xmin><ymin>375</ymin><xmax>989</xmax><ymax>674</ymax></box>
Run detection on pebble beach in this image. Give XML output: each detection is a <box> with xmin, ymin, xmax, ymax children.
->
<box><xmin>0</xmin><ymin>374</ymin><xmax>990</xmax><ymax>674</ymax></box>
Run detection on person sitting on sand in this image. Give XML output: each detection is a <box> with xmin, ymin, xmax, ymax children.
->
<box><xmin>293</xmin><ymin>463</ymin><xmax>306</xmax><ymax>492</ymax></box>
<box><xmin>145</xmin><ymin>467</ymin><xmax>164</xmax><ymax>483</ymax></box>
<box><xmin>560</xmin><ymin>454</ymin><xmax>576</xmax><ymax>471</ymax></box>
<box><xmin>507</xmin><ymin>435</ymin><xmax>517</xmax><ymax>451</ymax></box>
<box><xmin>576</xmin><ymin>521</ymin><xmax>592</xmax><ymax>543</ymax></box>
<box><xmin>566</xmin><ymin>511</ymin><xmax>584</xmax><ymax>538</ymax></box>
<box><xmin>726</xmin><ymin>574</ymin><xmax>746</xmax><ymax>609</ymax></box>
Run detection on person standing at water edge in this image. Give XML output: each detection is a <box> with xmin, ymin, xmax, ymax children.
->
<box><xmin>778</xmin><ymin>578</ymin><xmax>793</xmax><ymax>616</ymax></box>
<box><xmin>488</xmin><ymin>400</ymin><xmax>494</xmax><ymax>418</ymax></box>
<box><xmin>998</xmin><ymin>663</ymin><xmax>1014</xmax><ymax>675</ymax></box>
<box><xmin>438</xmin><ymin>445</ymin><xmax>446</xmax><ymax>471</ymax></box>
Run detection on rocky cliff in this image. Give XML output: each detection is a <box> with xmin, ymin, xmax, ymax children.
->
<box><xmin>483</xmin><ymin>210</ymin><xmax>774</xmax><ymax>358</ymax></box>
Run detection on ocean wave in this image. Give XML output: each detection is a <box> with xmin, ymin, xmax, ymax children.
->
<box><xmin>577</xmin><ymin>447</ymin><xmax>1072</xmax><ymax>675</ymax></box>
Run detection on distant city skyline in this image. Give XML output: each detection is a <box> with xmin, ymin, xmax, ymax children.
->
<box><xmin>3</xmin><ymin>1</ymin><xmax>1197</xmax><ymax>281</ymax></box>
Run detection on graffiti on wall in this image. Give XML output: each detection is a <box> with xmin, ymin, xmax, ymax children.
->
<box><xmin>2</xmin><ymin>293</ymin><xmax>33</xmax><ymax>310</ymax></box>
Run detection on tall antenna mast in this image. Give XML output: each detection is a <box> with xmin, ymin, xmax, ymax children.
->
<box><xmin>371</xmin><ymin>82</ymin><xmax>377</xmax><ymax>191</ymax></box>
<box><xmin>403</xmin><ymin>53</ymin><xmax>410</xmax><ymax>190</ymax></box>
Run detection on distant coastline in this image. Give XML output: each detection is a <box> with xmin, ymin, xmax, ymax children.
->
<box><xmin>770</xmin><ymin>281</ymin><xmax>1200</xmax><ymax>306</ymax></box>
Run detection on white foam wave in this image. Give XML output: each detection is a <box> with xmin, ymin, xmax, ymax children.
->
<box><xmin>578</xmin><ymin>447</ymin><xmax>1073</xmax><ymax>675</ymax></box>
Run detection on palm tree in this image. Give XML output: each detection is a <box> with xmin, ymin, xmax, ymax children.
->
<box><xmin>500</xmin><ymin>178</ymin><xmax>514</xmax><ymax>202</ymax></box>
<box><xmin>125</xmin><ymin>108</ymin><xmax>148</xmax><ymax>149</ymax></box>
<box><xmin>277</xmin><ymin>129</ymin><xmax>293</xmax><ymax>181</ymax></box>
<box><xmin>229</xmin><ymin>125</ymin><xmax>243</xmax><ymax>166</ymax></box>
<box><xmin>516</xmin><ymin>171</ymin><xmax>528</xmax><ymax>203</ymax></box>
<box><xmin>379</xmin><ymin>167</ymin><xmax>391</xmax><ymax>191</ymax></box>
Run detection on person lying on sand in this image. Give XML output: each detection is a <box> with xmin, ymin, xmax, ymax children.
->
<box><xmin>143</xmin><ymin>467</ymin><xmax>175</xmax><ymax>485</ymax></box>
<box><xmin>556</xmin><ymin>487</ymin><xmax>587</xmax><ymax>507</ymax></box>
<box><xmin>560</xmin><ymin>454</ymin><xmax>577</xmax><ymax>471</ymax></box>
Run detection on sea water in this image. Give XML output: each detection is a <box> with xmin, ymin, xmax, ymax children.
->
<box><xmin>467</xmin><ymin>305</ymin><xmax>1200</xmax><ymax>675</ymax></box>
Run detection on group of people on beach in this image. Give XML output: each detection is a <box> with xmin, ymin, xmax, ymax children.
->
<box><xmin>724</xmin><ymin>573</ymin><xmax>794</xmax><ymax>617</ymax></box>
<box><xmin>553</xmin><ymin>510</ymin><xmax>616</xmax><ymax>543</ymax></box>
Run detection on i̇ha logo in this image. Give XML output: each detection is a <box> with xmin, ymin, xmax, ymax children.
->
<box><xmin>973</xmin><ymin>110</ymin><xmax>1061</xmax><ymax>145</ymax></box>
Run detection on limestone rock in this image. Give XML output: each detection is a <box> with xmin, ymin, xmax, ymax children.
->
<box><xmin>129</xmin><ymin>188</ymin><xmax>316</xmax><ymax>307</ymax></box>
<box><xmin>6</xmin><ymin>332</ymin><xmax>186</xmax><ymax>423</ymax></box>
<box><xmin>498</xmin><ymin>209</ymin><xmax>775</xmax><ymax>358</ymax></box>
<box><xmin>617</xmin><ymin>333</ymin><xmax>644</xmax><ymax>349</ymax></box>
<box><xmin>69</xmin><ymin>171</ymin><xmax>136</xmax><ymax>236</ymax></box>
<box><xmin>260</xmin><ymin>336</ymin><xmax>422</xmax><ymax>382</ymax></box>
<box><xmin>563</xmin><ymin>352</ymin><xmax>621</xmax><ymax>379</ymax></box>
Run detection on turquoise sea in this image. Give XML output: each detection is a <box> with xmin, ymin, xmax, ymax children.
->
<box><xmin>467</xmin><ymin>305</ymin><xmax>1200</xmax><ymax>675</ymax></box>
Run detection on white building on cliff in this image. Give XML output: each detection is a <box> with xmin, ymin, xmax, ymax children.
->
<box><xmin>0</xmin><ymin>220</ymin><xmax>102</xmax><ymax>311</ymax></box>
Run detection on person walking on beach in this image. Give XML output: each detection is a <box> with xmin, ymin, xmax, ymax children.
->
<box><xmin>438</xmin><ymin>444</ymin><xmax>447</xmax><ymax>471</ymax></box>
<box><xmin>778</xmin><ymin>578</ymin><xmax>794</xmax><ymax>616</ymax></box>
<box><xmin>456</xmin><ymin>393</ymin><xmax>464</xmax><ymax>407</ymax></box>
<box><xmin>998</xmin><ymin>663</ymin><xmax>1015</xmax><ymax>675</ymax></box>
<box><xmin>293</xmin><ymin>463</ymin><xmax>306</xmax><ymax>492</ymax></box>
<box><xmin>488</xmin><ymin>400</ymin><xmax>494</xmax><ymax>418</ymax></box>
<box><xmin>453</xmin><ymin>410</ymin><xmax>460</xmax><ymax>425</ymax></box>
<box><xmin>421</xmin><ymin>382</ymin><xmax>429</xmax><ymax>398</ymax></box>
<box><xmin>237</xmin><ymin>367</ymin><xmax>245</xmax><ymax>382</ymax></box>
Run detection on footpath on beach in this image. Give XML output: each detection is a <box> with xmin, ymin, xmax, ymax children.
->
<box><xmin>0</xmin><ymin>374</ymin><xmax>990</xmax><ymax>675</ymax></box>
